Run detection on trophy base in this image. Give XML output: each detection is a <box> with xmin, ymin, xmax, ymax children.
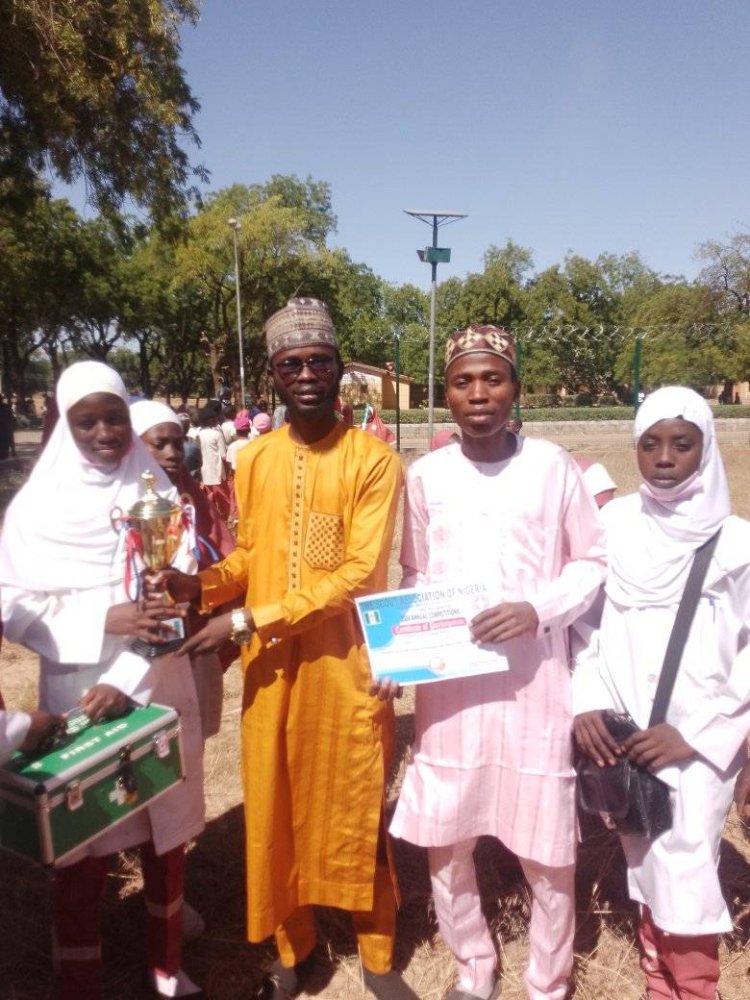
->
<box><xmin>132</xmin><ymin>636</ymin><xmax>185</xmax><ymax>659</ymax></box>
<box><xmin>132</xmin><ymin>616</ymin><xmax>186</xmax><ymax>659</ymax></box>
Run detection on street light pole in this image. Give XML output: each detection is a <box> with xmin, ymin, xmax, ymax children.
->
<box><xmin>404</xmin><ymin>209</ymin><xmax>467</xmax><ymax>443</ymax></box>
<box><xmin>427</xmin><ymin>216</ymin><xmax>438</xmax><ymax>440</ymax></box>
<box><xmin>394</xmin><ymin>327</ymin><xmax>401</xmax><ymax>452</ymax></box>
<box><xmin>227</xmin><ymin>217</ymin><xmax>245</xmax><ymax>406</ymax></box>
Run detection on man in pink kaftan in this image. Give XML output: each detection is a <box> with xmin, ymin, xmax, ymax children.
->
<box><xmin>389</xmin><ymin>326</ymin><xmax>606</xmax><ymax>1000</ymax></box>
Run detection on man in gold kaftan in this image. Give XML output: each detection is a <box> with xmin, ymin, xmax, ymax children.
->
<box><xmin>166</xmin><ymin>298</ymin><xmax>412</xmax><ymax>1000</ymax></box>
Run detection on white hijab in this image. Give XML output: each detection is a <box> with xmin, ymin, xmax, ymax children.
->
<box><xmin>606</xmin><ymin>386</ymin><xmax>730</xmax><ymax>609</ymax></box>
<box><xmin>129</xmin><ymin>399</ymin><xmax>181</xmax><ymax>436</ymax></box>
<box><xmin>0</xmin><ymin>362</ymin><xmax>176</xmax><ymax>592</ymax></box>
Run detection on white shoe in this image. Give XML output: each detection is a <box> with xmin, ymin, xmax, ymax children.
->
<box><xmin>149</xmin><ymin>966</ymin><xmax>204</xmax><ymax>998</ymax></box>
<box><xmin>182</xmin><ymin>902</ymin><xmax>206</xmax><ymax>940</ymax></box>
<box><xmin>445</xmin><ymin>981</ymin><xmax>501</xmax><ymax>1000</ymax></box>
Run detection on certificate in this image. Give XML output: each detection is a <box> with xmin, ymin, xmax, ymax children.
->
<box><xmin>355</xmin><ymin>582</ymin><xmax>509</xmax><ymax>686</ymax></box>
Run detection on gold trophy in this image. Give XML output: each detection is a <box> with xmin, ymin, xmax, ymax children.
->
<box><xmin>125</xmin><ymin>471</ymin><xmax>188</xmax><ymax>659</ymax></box>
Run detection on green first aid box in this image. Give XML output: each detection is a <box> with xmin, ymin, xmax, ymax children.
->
<box><xmin>0</xmin><ymin>704</ymin><xmax>184</xmax><ymax>866</ymax></box>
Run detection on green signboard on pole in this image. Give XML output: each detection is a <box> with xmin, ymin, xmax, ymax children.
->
<box><xmin>423</xmin><ymin>246</ymin><xmax>451</xmax><ymax>263</ymax></box>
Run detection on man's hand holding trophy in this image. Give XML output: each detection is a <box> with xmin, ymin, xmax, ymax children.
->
<box><xmin>113</xmin><ymin>471</ymin><xmax>193</xmax><ymax>658</ymax></box>
<box><xmin>125</xmin><ymin>471</ymin><xmax>255</xmax><ymax>658</ymax></box>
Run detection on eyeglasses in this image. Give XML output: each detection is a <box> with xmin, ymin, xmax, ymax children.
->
<box><xmin>272</xmin><ymin>355</ymin><xmax>337</xmax><ymax>383</ymax></box>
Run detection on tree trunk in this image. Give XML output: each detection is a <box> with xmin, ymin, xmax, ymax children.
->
<box><xmin>719</xmin><ymin>379</ymin><xmax>735</xmax><ymax>405</ymax></box>
<box><xmin>200</xmin><ymin>332</ymin><xmax>223</xmax><ymax>398</ymax></box>
<box><xmin>2</xmin><ymin>331</ymin><xmax>29</xmax><ymax>402</ymax></box>
<box><xmin>137</xmin><ymin>334</ymin><xmax>152</xmax><ymax>398</ymax></box>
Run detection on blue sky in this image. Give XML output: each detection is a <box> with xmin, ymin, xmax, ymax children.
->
<box><xmin>80</xmin><ymin>2</ymin><xmax>750</xmax><ymax>288</ymax></box>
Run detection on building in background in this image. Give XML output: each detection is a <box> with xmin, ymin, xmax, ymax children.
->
<box><xmin>340</xmin><ymin>362</ymin><xmax>412</xmax><ymax>410</ymax></box>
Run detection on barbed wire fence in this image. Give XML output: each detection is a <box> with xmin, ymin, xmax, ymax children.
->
<box><xmin>346</xmin><ymin>320</ymin><xmax>750</xmax><ymax>406</ymax></box>
<box><xmin>514</xmin><ymin>321</ymin><xmax>748</xmax><ymax>402</ymax></box>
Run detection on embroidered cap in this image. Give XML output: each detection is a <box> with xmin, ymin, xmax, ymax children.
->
<box><xmin>264</xmin><ymin>297</ymin><xmax>338</xmax><ymax>359</ymax></box>
<box><xmin>444</xmin><ymin>324</ymin><xmax>516</xmax><ymax>374</ymax></box>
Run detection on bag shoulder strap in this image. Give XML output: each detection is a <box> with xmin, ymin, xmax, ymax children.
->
<box><xmin>648</xmin><ymin>528</ymin><xmax>722</xmax><ymax>727</ymax></box>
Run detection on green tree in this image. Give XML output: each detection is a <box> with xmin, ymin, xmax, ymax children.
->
<box><xmin>123</xmin><ymin>235</ymin><xmax>213</xmax><ymax>400</ymax></box>
<box><xmin>597</xmin><ymin>251</ymin><xmax>663</xmax><ymax>323</ymax></box>
<box><xmin>109</xmin><ymin>347</ymin><xmax>141</xmax><ymax>391</ymax></box>
<box><xmin>521</xmin><ymin>254</ymin><xmax>638</xmax><ymax>395</ymax></box>
<box><xmin>521</xmin><ymin>265</ymin><xmax>583</xmax><ymax>392</ymax></box>
<box><xmin>697</xmin><ymin>233</ymin><xmax>750</xmax><ymax>316</ymax></box>
<box><xmin>64</xmin><ymin>217</ymin><xmax>135</xmax><ymax>361</ymax></box>
<box><xmin>169</xmin><ymin>179</ymin><xmax>390</xmax><ymax>399</ymax></box>
<box><xmin>614</xmin><ymin>283</ymin><xmax>724</xmax><ymax>390</ymax></box>
<box><xmin>165</xmin><ymin>181</ymin><xmax>337</xmax><ymax>397</ymax></box>
<box><xmin>119</xmin><ymin>238</ymin><xmax>162</xmax><ymax>397</ymax></box>
<box><xmin>440</xmin><ymin>240</ymin><xmax>534</xmax><ymax>333</ymax></box>
<box><xmin>127</xmin><ymin>230</ymin><xmax>211</xmax><ymax>399</ymax></box>
<box><xmin>383</xmin><ymin>283</ymin><xmax>429</xmax><ymax>386</ymax></box>
<box><xmin>0</xmin><ymin>192</ymin><xmax>85</xmax><ymax>397</ymax></box>
<box><xmin>158</xmin><ymin>283</ymin><xmax>213</xmax><ymax>402</ymax></box>
<box><xmin>0</xmin><ymin>0</ymin><xmax>202</xmax><ymax>225</ymax></box>
<box><xmin>310</xmin><ymin>250</ymin><xmax>387</xmax><ymax>365</ymax></box>
<box><xmin>252</xmin><ymin>174</ymin><xmax>337</xmax><ymax>245</ymax></box>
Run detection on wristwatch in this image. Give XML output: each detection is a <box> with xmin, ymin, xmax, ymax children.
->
<box><xmin>230</xmin><ymin>608</ymin><xmax>252</xmax><ymax>646</ymax></box>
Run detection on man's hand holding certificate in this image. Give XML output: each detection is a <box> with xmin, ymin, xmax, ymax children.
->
<box><xmin>356</xmin><ymin>582</ymin><xmax>524</xmax><ymax>686</ymax></box>
<box><xmin>469</xmin><ymin>600</ymin><xmax>539</xmax><ymax>644</ymax></box>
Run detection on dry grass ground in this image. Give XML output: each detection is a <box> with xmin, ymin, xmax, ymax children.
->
<box><xmin>1</xmin><ymin>425</ymin><xmax>749</xmax><ymax>999</ymax></box>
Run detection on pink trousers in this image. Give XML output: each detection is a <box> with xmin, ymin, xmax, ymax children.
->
<box><xmin>638</xmin><ymin>906</ymin><xmax>720</xmax><ymax>1000</ymax></box>
<box><xmin>429</xmin><ymin>839</ymin><xmax>575</xmax><ymax>1000</ymax></box>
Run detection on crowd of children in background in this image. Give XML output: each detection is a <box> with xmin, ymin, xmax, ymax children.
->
<box><xmin>177</xmin><ymin>396</ymin><xmax>272</xmax><ymax>526</ymax></box>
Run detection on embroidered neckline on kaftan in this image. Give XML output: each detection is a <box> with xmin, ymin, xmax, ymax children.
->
<box><xmin>452</xmin><ymin>437</ymin><xmax>521</xmax><ymax>477</ymax></box>
<box><xmin>289</xmin><ymin>448</ymin><xmax>306</xmax><ymax>590</ymax></box>
<box><xmin>286</xmin><ymin>422</ymin><xmax>343</xmax><ymax>450</ymax></box>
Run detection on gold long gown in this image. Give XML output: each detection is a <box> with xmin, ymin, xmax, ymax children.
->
<box><xmin>200</xmin><ymin>421</ymin><xmax>402</xmax><ymax>941</ymax></box>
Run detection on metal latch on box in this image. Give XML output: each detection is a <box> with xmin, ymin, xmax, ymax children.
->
<box><xmin>115</xmin><ymin>747</ymin><xmax>138</xmax><ymax>805</ymax></box>
<box><xmin>152</xmin><ymin>732</ymin><xmax>170</xmax><ymax>759</ymax></box>
<box><xmin>66</xmin><ymin>781</ymin><xmax>83</xmax><ymax>811</ymax></box>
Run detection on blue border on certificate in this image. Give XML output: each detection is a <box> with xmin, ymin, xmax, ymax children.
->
<box><xmin>355</xmin><ymin>584</ymin><xmax>508</xmax><ymax>685</ymax></box>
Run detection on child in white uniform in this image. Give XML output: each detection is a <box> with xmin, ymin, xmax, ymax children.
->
<box><xmin>573</xmin><ymin>386</ymin><xmax>750</xmax><ymax>1000</ymax></box>
<box><xmin>0</xmin><ymin>362</ymin><xmax>205</xmax><ymax>1000</ymax></box>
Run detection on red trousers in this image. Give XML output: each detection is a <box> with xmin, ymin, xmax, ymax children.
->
<box><xmin>638</xmin><ymin>906</ymin><xmax>720</xmax><ymax>1000</ymax></box>
<box><xmin>52</xmin><ymin>843</ymin><xmax>185</xmax><ymax>1000</ymax></box>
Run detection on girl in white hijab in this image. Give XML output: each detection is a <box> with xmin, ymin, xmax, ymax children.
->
<box><xmin>130</xmin><ymin>397</ymin><xmax>229</xmax><ymax>742</ymax></box>
<box><xmin>573</xmin><ymin>386</ymin><xmax>750</xmax><ymax>1000</ymax></box>
<box><xmin>0</xmin><ymin>362</ymin><xmax>204</xmax><ymax>1000</ymax></box>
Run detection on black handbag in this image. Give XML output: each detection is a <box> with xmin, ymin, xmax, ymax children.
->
<box><xmin>576</xmin><ymin>528</ymin><xmax>721</xmax><ymax>840</ymax></box>
<box><xmin>577</xmin><ymin>710</ymin><xmax>673</xmax><ymax>838</ymax></box>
